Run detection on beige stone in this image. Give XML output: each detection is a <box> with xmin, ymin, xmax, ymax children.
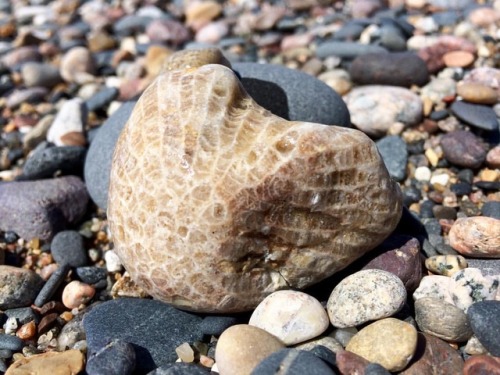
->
<box><xmin>108</xmin><ymin>50</ymin><xmax>403</xmax><ymax>313</ymax></box>
<box><xmin>425</xmin><ymin>255</ymin><xmax>468</xmax><ymax>276</ymax></box>
<box><xmin>161</xmin><ymin>47</ymin><xmax>231</xmax><ymax>73</ymax></box>
<box><xmin>449</xmin><ymin>217</ymin><xmax>500</xmax><ymax>258</ymax></box>
<box><xmin>185</xmin><ymin>1</ymin><xmax>222</xmax><ymax>30</ymax></box>
<box><xmin>215</xmin><ymin>325</ymin><xmax>284</xmax><ymax>375</ymax></box>
<box><xmin>249</xmin><ymin>290</ymin><xmax>329</xmax><ymax>345</ymax></box>
<box><xmin>457</xmin><ymin>82</ymin><xmax>498</xmax><ymax>105</ymax></box>
<box><xmin>62</xmin><ymin>280</ymin><xmax>95</xmax><ymax>309</ymax></box>
<box><xmin>443</xmin><ymin>51</ymin><xmax>475</xmax><ymax>68</ymax></box>
<box><xmin>5</xmin><ymin>350</ymin><xmax>84</xmax><ymax>375</ymax></box>
<box><xmin>346</xmin><ymin>318</ymin><xmax>418</xmax><ymax>372</ymax></box>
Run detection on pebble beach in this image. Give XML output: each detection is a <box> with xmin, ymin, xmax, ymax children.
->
<box><xmin>0</xmin><ymin>0</ymin><xmax>499</xmax><ymax>374</ymax></box>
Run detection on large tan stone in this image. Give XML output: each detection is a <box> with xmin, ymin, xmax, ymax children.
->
<box><xmin>108</xmin><ymin>54</ymin><xmax>402</xmax><ymax>313</ymax></box>
<box><xmin>6</xmin><ymin>350</ymin><xmax>84</xmax><ymax>375</ymax></box>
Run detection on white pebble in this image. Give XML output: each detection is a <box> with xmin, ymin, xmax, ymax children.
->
<box><xmin>4</xmin><ymin>317</ymin><xmax>18</xmax><ymax>334</ymax></box>
<box><xmin>430</xmin><ymin>172</ymin><xmax>450</xmax><ymax>187</ymax></box>
<box><xmin>105</xmin><ymin>250</ymin><xmax>123</xmax><ymax>272</ymax></box>
<box><xmin>414</xmin><ymin>166</ymin><xmax>431</xmax><ymax>181</ymax></box>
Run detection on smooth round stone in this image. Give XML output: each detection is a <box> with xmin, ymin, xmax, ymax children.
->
<box><xmin>482</xmin><ymin>201</ymin><xmax>500</xmax><ymax>219</ymax></box>
<box><xmin>4</xmin><ymin>350</ymin><xmax>84</xmax><ymax>375</ymax></box>
<box><xmin>450</xmin><ymin>101</ymin><xmax>499</xmax><ymax>132</ymax></box>
<box><xmin>440</xmin><ymin>130</ymin><xmax>488</xmax><ymax>169</ymax></box>
<box><xmin>86</xmin><ymin>339</ymin><xmax>135</xmax><ymax>375</ymax></box>
<box><xmin>457</xmin><ymin>83</ymin><xmax>498</xmax><ymax>105</ymax></box>
<box><xmin>60</xmin><ymin>46</ymin><xmax>96</xmax><ymax>84</ymax></box>
<box><xmin>232</xmin><ymin>62</ymin><xmax>351</xmax><ymax>126</ymax></box>
<box><xmin>413</xmin><ymin>275</ymin><xmax>454</xmax><ymax>305</ymax></box>
<box><xmin>443</xmin><ymin>50</ymin><xmax>475</xmax><ymax>67</ymax></box>
<box><xmin>62</xmin><ymin>280</ymin><xmax>95</xmax><ymax>309</ymax></box>
<box><xmin>346</xmin><ymin>318</ymin><xmax>418</xmax><ymax>372</ymax></box>
<box><xmin>414</xmin><ymin>166</ymin><xmax>431</xmax><ymax>181</ymax></box>
<box><xmin>215</xmin><ymin>325</ymin><xmax>284</xmax><ymax>375</ymax></box>
<box><xmin>7</xmin><ymin>87</ymin><xmax>48</xmax><ymax>109</ymax></box>
<box><xmin>463</xmin><ymin>67</ymin><xmax>500</xmax><ymax>95</ymax></box>
<box><xmin>251</xmin><ymin>348</ymin><xmax>335</xmax><ymax>375</ymax></box>
<box><xmin>376</xmin><ymin>136</ymin><xmax>408</xmax><ymax>182</ymax></box>
<box><xmin>464</xmin><ymin>355</ymin><xmax>500</xmax><ymax>375</ymax></box>
<box><xmin>400</xmin><ymin>333</ymin><xmax>464</xmax><ymax>374</ymax></box>
<box><xmin>34</xmin><ymin>265</ymin><xmax>70</xmax><ymax>307</ymax></box>
<box><xmin>449</xmin><ymin>217</ymin><xmax>500</xmax><ymax>258</ymax></box>
<box><xmin>414</xmin><ymin>297</ymin><xmax>473</xmax><ymax>342</ymax></box>
<box><xmin>75</xmin><ymin>266</ymin><xmax>107</xmax><ymax>288</ymax></box>
<box><xmin>249</xmin><ymin>290</ymin><xmax>329</xmax><ymax>345</ymax></box>
<box><xmin>450</xmin><ymin>268</ymin><xmax>499</xmax><ymax>312</ymax></box>
<box><xmin>0</xmin><ymin>334</ymin><xmax>23</xmax><ymax>351</ymax></box>
<box><xmin>350</xmin><ymin>52</ymin><xmax>429</xmax><ymax>87</ymax></box>
<box><xmin>317</xmin><ymin>69</ymin><xmax>353</xmax><ymax>96</ymax></box>
<box><xmin>50</xmin><ymin>230</ymin><xmax>88</xmax><ymax>267</ymax></box>
<box><xmin>336</xmin><ymin>350</ymin><xmax>370</xmax><ymax>375</ymax></box>
<box><xmin>345</xmin><ymin>85</ymin><xmax>422</xmax><ymax>138</ymax></box>
<box><xmin>22</xmin><ymin>144</ymin><xmax>86</xmax><ymax>180</ymax></box>
<box><xmin>379</xmin><ymin>24</ymin><xmax>407</xmax><ymax>52</ymax></box>
<box><xmin>467</xmin><ymin>301</ymin><xmax>500</xmax><ymax>356</ymax></box>
<box><xmin>0</xmin><ymin>266</ymin><xmax>44</xmax><ymax>310</ymax></box>
<box><xmin>327</xmin><ymin>269</ymin><xmax>407</xmax><ymax>328</ymax></box>
<box><xmin>21</xmin><ymin>62</ymin><xmax>62</xmax><ymax>88</ymax></box>
<box><xmin>316</xmin><ymin>41</ymin><xmax>388</xmax><ymax>60</ymax></box>
<box><xmin>47</xmin><ymin>98</ymin><xmax>87</xmax><ymax>147</ymax></box>
<box><xmin>425</xmin><ymin>254</ymin><xmax>467</xmax><ymax>276</ymax></box>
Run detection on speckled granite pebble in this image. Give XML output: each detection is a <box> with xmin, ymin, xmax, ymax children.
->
<box><xmin>0</xmin><ymin>266</ymin><xmax>44</xmax><ymax>310</ymax></box>
<box><xmin>327</xmin><ymin>269</ymin><xmax>406</xmax><ymax>328</ymax></box>
<box><xmin>424</xmin><ymin>254</ymin><xmax>467</xmax><ymax>276</ymax></box>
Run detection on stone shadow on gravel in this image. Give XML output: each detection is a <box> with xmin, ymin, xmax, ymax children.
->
<box><xmin>238</xmin><ymin>78</ymin><xmax>289</xmax><ymax>120</ymax></box>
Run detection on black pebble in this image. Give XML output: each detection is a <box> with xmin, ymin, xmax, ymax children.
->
<box><xmin>199</xmin><ymin>315</ymin><xmax>240</xmax><ymax>337</ymax></box>
<box><xmin>365</xmin><ymin>363</ymin><xmax>391</xmax><ymax>375</ymax></box>
<box><xmin>419</xmin><ymin>200</ymin><xmax>435</xmax><ymax>218</ymax></box>
<box><xmin>402</xmin><ymin>186</ymin><xmax>422</xmax><ymax>207</ymax></box>
<box><xmin>475</xmin><ymin>181</ymin><xmax>500</xmax><ymax>191</ymax></box>
<box><xmin>75</xmin><ymin>266</ymin><xmax>108</xmax><ymax>288</ymax></box>
<box><xmin>429</xmin><ymin>109</ymin><xmax>449</xmax><ymax>121</ymax></box>
<box><xmin>376</xmin><ymin>135</ymin><xmax>408</xmax><ymax>182</ymax></box>
<box><xmin>0</xmin><ymin>334</ymin><xmax>23</xmax><ymax>351</ymax></box>
<box><xmin>450</xmin><ymin>182</ymin><xmax>472</xmax><ymax>196</ymax></box>
<box><xmin>85</xmin><ymin>87</ymin><xmax>119</xmax><ymax>112</ymax></box>
<box><xmin>307</xmin><ymin>345</ymin><xmax>337</xmax><ymax>368</ymax></box>
<box><xmin>251</xmin><ymin>348</ymin><xmax>335</xmax><ymax>375</ymax></box>
<box><xmin>34</xmin><ymin>264</ymin><xmax>70</xmax><ymax>307</ymax></box>
<box><xmin>467</xmin><ymin>301</ymin><xmax>500</xmax><ymax>356</ymax></box>
<box><xmin>86</xmin><ymin>339</ymin><xmax>136</xmax><ymax>375</ymax></box>
<box><xmin>50</xmin><ymin>230</ymin><xmax>88</xmax><ymax>267</ymax></box>
<box><xmin>481</xmin><ymin>201</ymin><xmax>500</xmax><ymax>219</ymax></box>
<box><xmin>3</xmin><ymin>307</ymin><xmax>39</xmax><ymax>325</ymax></box>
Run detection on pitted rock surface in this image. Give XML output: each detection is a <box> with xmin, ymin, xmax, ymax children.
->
<box><xmin>108</xmin><ymin>60</ymin><xmax>402</xmax><ymax>313</ymax></box>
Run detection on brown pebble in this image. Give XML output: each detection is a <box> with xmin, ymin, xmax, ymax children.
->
<box><xmin>37</xmin><ymin>313</ymin><xmax>58</xmax><ymax>335</ymax></box>
<box><xmin>457</xmin><ymin>82</ymin><xmax>498</xmax><ymax>105</ymax></box>
<box><xmin>336</xmin><ymin>350</ymin><xmax>370</xmax><ymax>375</ymax></box>
<box><xmin>486</xmin><ymin>146</ymin><xmax>500</xmax><ymax>169</ymax></box>
<box><xmin>5</xmin><ymin>349</ymin><xmax>84</xmax><ymax>375</ymax></box>
<box><xmin>443</xmin><ymin>51</ymin><xmax>475</xmax><ymax>68</ymax></box>
<box><xmin>464</xmin><ymin>354</ymin><xmax>500</xmax><ymax>375</ymax></box>
<box><xmin>16</xmin><ymin>321</ymin><xmax>36</xmax><ymax>340</ymax></box>
<box><xmin>38</xmin><ymin>301</ymin><xmax>66</xmax><ymax>315</ymax></box>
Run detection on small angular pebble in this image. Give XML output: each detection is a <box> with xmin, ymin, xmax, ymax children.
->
<box><xmin>215</xmin><ymin>325</ymin><xmax>284</xmax><ymax>375</ymax></box>
<box><xmin>350</xmin><ymin>52</ymin><xmax>429</xmax><ymax>87</ymax></box>
<box><xmin>450</xmin><ymin>101</ymin><xmax>499</xmax><ymax>132</ymax></box>
<box><xmin>449</xmin><ymin>217</ymin><xmax>500</xmax><ymax>258</ymax></box>
<box><xmin>450</xmin><ymin>268</ymin><xmax>499</xmax><ymax>312</ymax></box>
<box><xmin>346</xmin><ymin>318</ymin><xmax>418</xmax><ymax>372</ymax></box>
<box><xmin>440</xmin><ymin>130</ymin><xmax>488</xmax><ymax>169</ymax></box>
<box><xmin>249</xmin><ymin>290</ymin><xmax>329</xmax><ymax>345</ymax></box>
<box><xmin>21</xmin><ymin>62</ymin><xmax>62</xmax><ymax>88</ymax></box>
<box><xmin>0</xmin><ymin>334</ymin><xmax>23</xmax><ymax>351</ymax></box>
<box><xmin>464</xmin><ymin>355</ymin><xmax>500</xmax><ymax>375</ymax></box>
<box><xmin>62</xmin><ymin>280</ymin><xmax>95</xmax><ymax>309</ymax></box>
<box><xmin>34</xmin><ymin>264</ymin><xmax>70</xmax><ymax>307</ymax></box>
<box><xmin>86</xmin><ymin>339</ymin><xmax>135</xmax><ymax>375</ymax></box>
<box><xmin>327</xmin><ymin>269</ymin><xmax>407</xmax><ymax>328</ymax></box>
<box><xmin>0</xmin><ymin>266</ymin><xmax>44</xmax><ymax>310</ymax></box>
<box><xmin>50</xmin><ymin>230</ymin><xmax>88</xmax><ymax>267</ymax></box>
<box><xmin>0</xmin><ymin>176</ymin><xmax>89</xmax><ymax>240</ymax></box>
<box><xmin>400</xmin><ymin>333</ymin><xmax>464</xmax><ymax>374</ymax></box>
<box><xmin>47</xmin><ymin>98</ymin><xmax>87</xmax><ymax>147</ymax></box>
<box><xmin>345</xmin><ymin>85</ymin><xmax>422</xmax><ymax>137</ymax></box>
<box><xmin>415</xmin><ymin>297</ymin><xmax>473</xmax><ymax>342</ymax></box>
<box><xmin>413</xmin><ymin>275</ymin><xmax>454</xmax><ymax>305</ymax></box>
<box><xmin>467</xmin><ymin>301</ymin><xmax>500</xmax><ymax>356</ymax></box>
<box><xmin>251</xmin><ymin>348</ymin><xmax>335</xmax><ymax>375</ymax></box>
<box><xmin>376</xmin><ymin>136</ymin><xmax>408</xmax><ymax>182</ymax></box>
<box><xmin>4</xmin><ymin>350</ymin><xmax>84</xmax><ymax>375</ymax></box>
<box><xmin>57</xmin><ymin>314</ymin><xmax>86</xmax><ymax>351</ymax></box>
<box><xmin>424</xmin><ymin>254</ymin><xmax>467</xmax><ymax>276</ymax></box>
<box><xmin>22</xmin><ymin>143</ymin><xmax>86</xmax><ymax>180</ymax></box>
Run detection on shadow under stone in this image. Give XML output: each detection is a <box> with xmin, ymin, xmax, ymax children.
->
<box><xmin>239</xmin><ymin>77</ymin><xmax>290</xmax><ymax>120</ymax></box>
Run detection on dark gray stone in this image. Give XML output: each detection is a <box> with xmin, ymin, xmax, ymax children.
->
<box><xmin>0</xmin><ymin>266</ymin><xmax>44</xmax><ymax>310</ymax></box>
<box><xmin>85</xmin><ymin>87</ymin><xmax>119</xmax><ymax>112</ymax></box>
<box><xmin>83</xmin><ymin>298</ymin><xmax>204</xmax><ymax>374</ymax></box>
<box><xmin>22</xmin><ymin>143</ymin><xmax>86</xmax><ymax>180</ymax></box>
<box><xmin>147</xmin><ymin>363</ymin><xmax>210</xmax><ymax>374</ymax></box>
<box><xmin>113</xmin><ymin>15</ymin><xmax>152</xmax><ymax>36</ymax></box>
<box><xmin>376</xmin><ymin>135</ymin><xmax>408</xmax><ymax>182</ymax></box>
<box><xmin>450</xmin><ymin>182</ymin><xmax>472</xmax><ymax>196</ymax></box>
<box><xmin>84</xmin><ymin>101</ymin><xmax>136</xmax><ymax>211</ymax></box>
<box><xmin>251</xmin><ymin>348</ymin><xmax>335</xmax><ymax>375</ymax></box>
<box><xmin>379</xmin><ymin>24</ymin><xmax>407</xmax><ymax>52</ymax></box>
<box><xmin>0</xmin><ymin>334</ymin><xmax>23</xmax><ymax>351</ymax></box>
<box><xmin>34</xmin><ymin>264</ymin><xmax>70</xmax><ymax>307</ymax></box>
<box><xmin>481</xmin><ymin>201</ymin><xmax>500</xmax><ymax>219</ymax></box>
<box><xmin>306</xmin><ymin>345</ymin><xmax>336</xmax><ymax>368</ymax></box>
<box><xmin>199</xmin><ymin>316</ymin><xmax>239</xmax><ymax>336</ymax></box>
<box><xmin>441</xmin><ymin>130</ymin><xmax>488</xmax><ymax>169</ymax></box>
<box><xmin>466</xmin><ymin>259</ymin><xmax>500</xmax><ymax>277</ymax></box>
<box><xmin>0</xmin><ymin>176</ymin><xmax>89</xmax><ymax>241</ymax></box>
<box><xmin>350</xmin><ymin>52</ymin><xmax>429</xmax><ymax>87</ymax></box>
<box><xmin>451</xmin><ymin>101</ymin><xmax>499</xmax><ymax>132</ymax></box>
<box><xmin>7</xmin><ymin>87</ymin><xmax>48</xmax><ymax>109</ymax></box>
<box><xmin>315</xmin><ymin>41</ymin><xmax>388</xmax><ymax>60</ymax></box>
<box><xmin>233</xmin><ymin>62</ymin><xmax>351</xmax><ymax>126</ymax></box>
<box><xmin>57</xmin><ymin>310</ymin><xmax>87</xmax><ymax>351</ymax></box>
<box><xmin>75</xmin><ymin>267</ymin><xmax>108</xmax><ymax>288</ymax></box>
<box><xmin>0</xmin><ymin>358</ymin><xmax>6</xmax><ymax>372</ymax></box>
<box><xmin>0</xmin><ymin>349</ymin><xmax>12</xmax><ymax>359</ymax></box>
<box><xmin>467</xmin><ymin>301</ymin><xmax>500</xmax><ymax>356</ymax></box>
<box><xmin>86</xmin><ymin>339</ymin><xmax>136</xmax><ymax>375</ymax></box>
<box><xmin>21</xmin><ymin>62</ymin><xmax>62</xmax><ymax>88</ymax></box>
<box><xmin>50</xmin><ymin>230</ymin><xmax>88</xmax><ymax>267</ymax></box>
<box><xmin>333</xmin><ymin>21</ymin><xmax>367</xmax><ymax>41</ymax></box>
<box><xmin>3</xmin><ymin>307</ymin><xmax>39</xmax><ymax>325</ymax></box>
<box><xmin>365</xmin><ymin>362</ymin><xmax>391</xmax><ymax>375</ymax></box>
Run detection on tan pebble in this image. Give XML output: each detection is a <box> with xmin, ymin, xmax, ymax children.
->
<box><xmin>16</xmin><ymin>321</ymin><xmax>36</xmax><ymax>340</ymax></box>
<box><xmin>249</xmin><ymin>290</ymin><xmax>329</xmax><ymax>345</ymax></box>
<box><xmin>486</xmin><ymin>146</ymin><xmax>500</xmax><ymax>169</ymax></box>
<box><xmin>425</xmin><ymin>148</ymin><xmax>440</xmax><ymax>167</ymax></box>
<box><xmin>175</xmin><ymin>342</ymin><xmax>194</xmax><ymax>362</ymax></box>
<box><xmin>185</xmin><ymin>0</ymin><xmax>222</xmax><ymax>30</ymax></box>
<box><xmin>145</xmin><ymin>45</ymin><xmax>172</xmax><ymax>77</ymax></box>
<box><xmin>468</xmin><ymin>7</ymin><xmax>500</xmax><ymax>27</ymax></box>
<box><xmin>161</xmin><ymin>47</ymin><xmax>231</xmax><ymax>73</ymax></box>
<box><xmin>346</xmin><ymin>318</ymin><xmax>418</xmax><ymax>372</ymax></box>
<box><xmin>199</xmin><ymin>354</ymin><xmax>214</xmax><ymax>368</ymax></box>
<box><xmin>59</xmin><ymin>311</ymin><xmax>73</xmax><ymax>323</ymax></box>
<box><xmin>317</xmin><ymin>70</ymin><xmax>352</xmax><ymax>96</ymax></box>
<box><xmin>449</xmin><ymin>217</ymin><xmax>500</xmax><ymax>258</ymax></box>
<box><xmin>5</xmin><ymin>350</ymin><xmax>84</xmax><ymax>375</ymax></box>
<box><xmin>425</xmin><ymin>255</ymin><xmax>468</xmax><ymax>276</ymax></box>
<box><xmin>457</xmin><ymin>82</ymin><xmax>498</xmax><ymax>105</ymax></box>
<box><xmin>443</xmin><ymin>51</ymin><xmax>475</xmax><ymax>68</ymax></box>
<box><xmin>62</xmin><ymin>280</ymin><xmax>95</xmax><ymax>309</ymax></box>
<box><xmin>479</xmin><ymin>169</ymin><xmax>499</xmax><ymax>182</ymax></box>
<box><xmin>215</xmin><ymin>325</ymin><xmax>284</xmax><ymax>375</ymax></box>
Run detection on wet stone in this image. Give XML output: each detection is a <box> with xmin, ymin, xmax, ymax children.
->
<box><xmin>450</xmin><ymin>101</ymin><xmax>499</xmax><ymax>132</ymax></box>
